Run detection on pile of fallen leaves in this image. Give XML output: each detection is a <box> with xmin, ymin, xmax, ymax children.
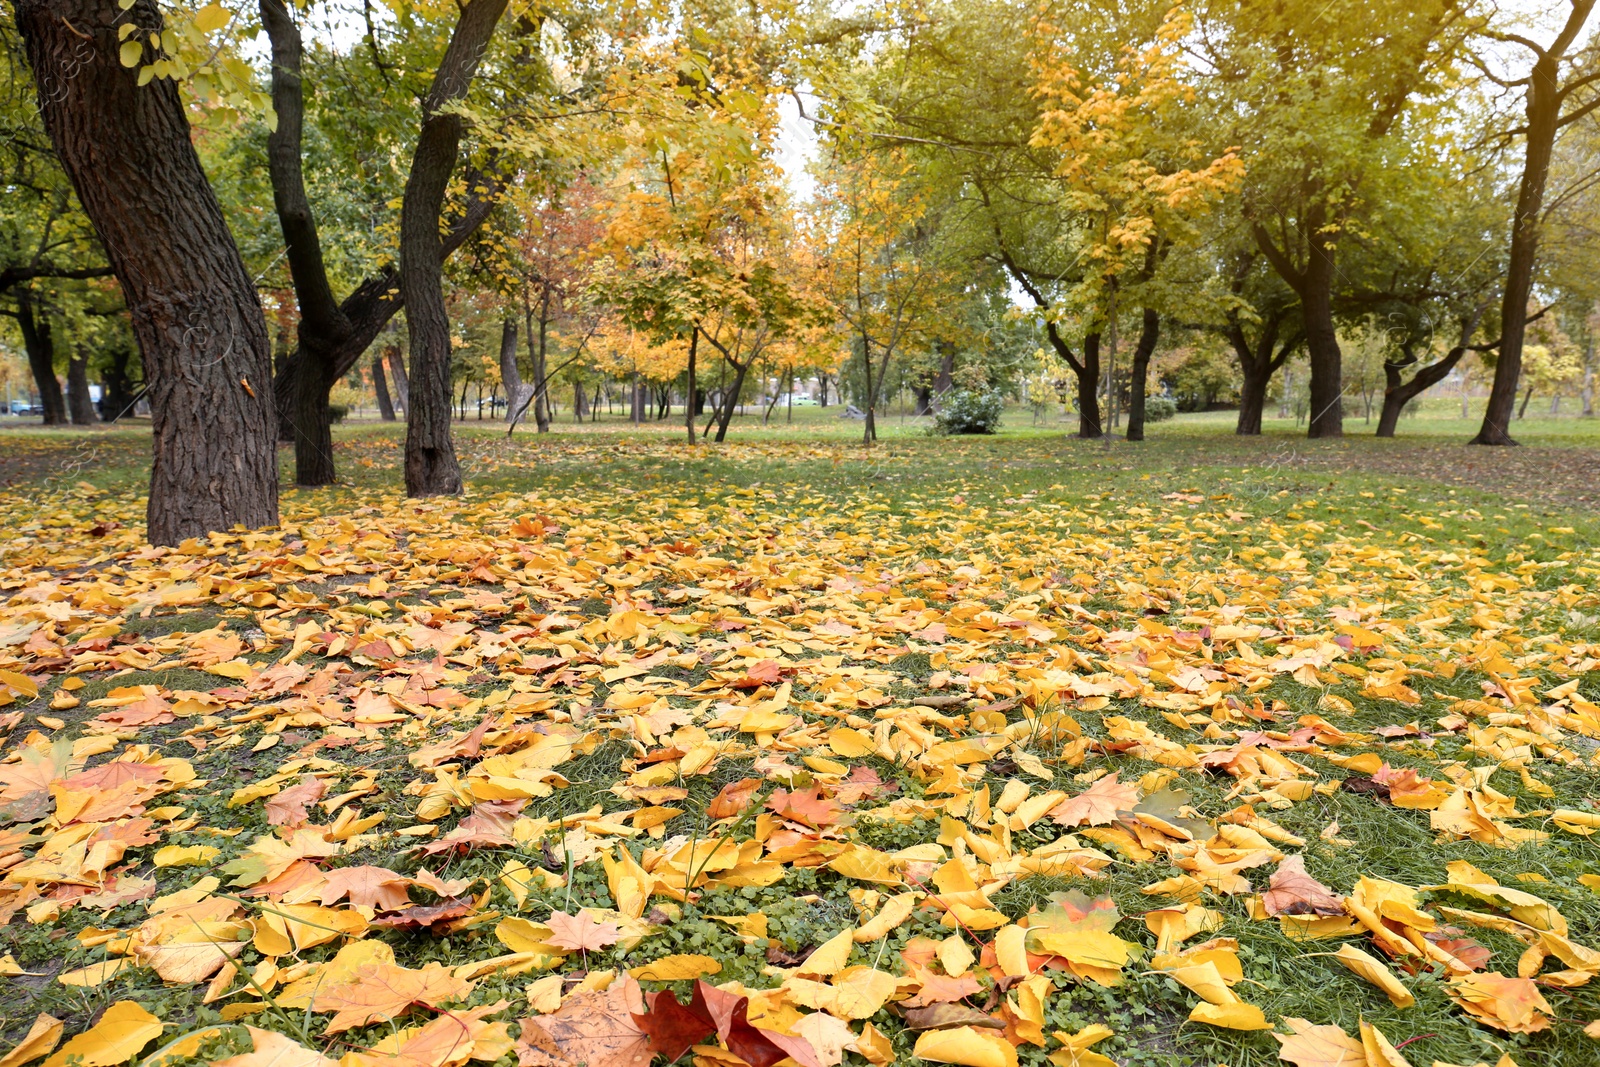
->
<box><xmin>0</xmin><ymin>443</ymin><xmax>1598</xmax><ymax>1067</ymax></box>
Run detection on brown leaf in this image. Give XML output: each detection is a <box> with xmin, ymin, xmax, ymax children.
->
<box><xmin>516</xmin><ymin>982</ymin><xmax>652</xmax><ymax>1067</ymax></box>
<box><xmin>266</xmin><ymin>777</ymin><xmax>328</xmax><ymax>828</ymax></box>
<box><xmin>898</xmin><ymin>1003</ymin><xmax>1007</xmax><ymax>1031</ymax></box>
<box><xmin>320</xmin><ymin>866</ymin><xmax>413</xmax><ymax>911</ymax></box>
<box><xmin>706</xmin><ymin>778</ymin><xmax>761</xmax><ymax>820</ymax></box>
<box><xmin>371</xmin><ymin>896</ymin><xmax>475</xmax><ymax>933</ymax></box>
<box><xmin>1261</xmin><ymin>856</ymin><xmax>1344</xmax><ymax>917</ymax></box>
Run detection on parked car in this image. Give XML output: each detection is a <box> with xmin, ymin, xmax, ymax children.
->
<box><xmin>775</xmin><ymin>394</ymin><xmax>816</xmax><ymax>406</ymax></box>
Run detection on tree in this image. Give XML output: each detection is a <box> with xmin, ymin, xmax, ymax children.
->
<box><xmin>1201</xmin><ymin>0</ymin><xmax>1468</xmax><ymax>439</ymax></box>
<box><xmin>402</xmin><ymin>0</ymin><xmax>510</xmax><ymax>497</ymax></box>
<box><xmin>1470</xmin><ymin>1</ymin><xmax>1598</xmax><ymax>443</ymax></box>
<box><xmin>256</xmin><ymin>0</ymin><xmax>506</xmax><ymax>486</ymax></box>
<box><xmin>16</xmin><ymin>0</ymin><xmax>277</xmax><ymax>543</ymax></box>
<box><xmin>811</xmin><ymin>147</ymin><xmax>944</xmax><ymax>445</ymax></box>
<box><xmin>1026</xmin><ymin>1</ymin><xmax>1242</xmax><ymax>441</ymax></box>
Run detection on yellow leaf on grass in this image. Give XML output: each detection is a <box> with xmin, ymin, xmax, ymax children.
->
<box><xmin>1357</xmin><ymin>1019</ymin><xmax>1413</xmax><ymax>1067</ymax></box>
<box><xmin>214</xmin><ymin>1027</ymin><xmax>337</xmax><ymax>1067</ymax></box>
<box><xmin>1328</xmin><ymin>945</ymin><xmax>1415</xmax><ymax>1008</ymax></box>
<box><xmin>1047</xmin><ymin>1025</ymin><xmax>1117</xmax><ymax>1067</ymax></box>
<box><xmin>627</xmin><ymin>954</ymin><xmax>722</xmax><ymax>981</ymax></box>
<box><xmin>42</xmin><ymin>1002</ymin><xmax>161</xmax><ymax>1067</ymax></box>
<box><xmin>153</xmin><ymin>845</ymin><xmax>220</xmax><ymax>868</ymax></box>
<box><xmin>912</xmin><ymin>1025</ymin><xmax>1019</xmax><ymax>1067</ymax></box>
<box><xmin>0</xmin><ymin>1015</ymin><xmax>63</xmax><ymax>1067</ymax></box>
<box><xmin>1272</xmin><ymin>1017</ymin><xmax>1365</xmax><ymax>1067</ymax></box>
<box><xmin>799</xmin><ymin>929</ymin><xmax>855</xmax><ymax>976</ymax></box>
<box><xmin>1188</xmin><ymin>1001</ymin><xmax>1271</xmax><ymax>1030</ymax></box>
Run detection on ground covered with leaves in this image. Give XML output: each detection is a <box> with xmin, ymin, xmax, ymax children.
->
<box><xmin>1</xmin><ymin>426</ymin><xmax>1599</xmax><ymax>1067</ymax></box>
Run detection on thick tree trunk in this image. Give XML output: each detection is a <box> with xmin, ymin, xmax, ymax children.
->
<box><xmin>1124</xmin><ymin>308</ymin><xmax>1159</xmax><ymax>442</ymax></box>
<box><xmin>373</xmin><ymin>354</ymin><xmax>396</xmax><ymax>420</ymax></box>
<box><xmin>913</xmin><ymin>385</ymin><xmax>932</xmax><ymax>416</ymax></box>
<box><xmin>17</xmin><ymin>0</ymin><xmax>277</xmax><ymax>542</ymax></box>
<box><xmin>293</xmin><ymin>350</ymin><xmax>336</xmax><ymax>485</ymax></box>
<box><xmin>67</xmin><ymin>349</ymin><xmax>96</xmax><ymax>425</ymax></box>
<box><xmin>1301</xmin><ymin>258</ymin><xmax>1342</xmax><ymax>439</ymax></box>
<box><xmin>1237</xmin><ymin>365</ymin><xmax>1267</xmax><ymax>435</ymax></box>
<box><xmin>1077</xmin><ymin>333</ymin><xmax>1102</xmax><ymax>438</ymax></box>
<box><xmin>1474</xmin><ymin>32</ymin><xmax>1584</xmax><ymax>444</ymax></box>
<box><xmin>15</xmin><ymin>292</ymin><xmax>65</xmax><ymax>425</ymax></box>
<box><xmin>402</xmin><ymin>0</ymin><xmax>508</xmax><ymax>496</ymax></box>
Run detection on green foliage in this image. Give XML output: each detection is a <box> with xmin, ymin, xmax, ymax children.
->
<box><xmin>1143</xmin><ymin>394</ymin><xmax>1177</xmax><ymax>422</ymax></box>
<box><xmin>933</xmin><ymin>386</ymin><xmax>1004</xmax><ymax>434</ymax></box>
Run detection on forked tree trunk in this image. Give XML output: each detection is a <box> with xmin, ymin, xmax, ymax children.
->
<box><xmin>67</xmin><ymin>349</ymin><xmax>96</xmax><ymax>425</ymax></box>
<box><xmin>1474</xmin><ymin>15</ymin><xmax>1592</xmax><ymax>444</ymax></box>
<box><xmin>373</xmin><ymin>354</ymin><xmax>396</xmax><ymax>421</ymax></box>
<box><xmin>715</xmin><ymin>360</ymin><xmax>751</xmax><ymax>443</ymax></box>
<box><xmin>15</xmin><ymin>292</ymin><xmax>65</xmax><ymax>425</ymax></box>
<box><xmin>402</xmin><ymin>0</ymin><xmax>509</xmax><ymax>496</ymax></box>
<box><xmin>17</xmin><ymin>0</ymin><xmax>277</xmax><ymax>542</ymax></box>
<box><xmin>1124</xmin><ymin>308</ymin><xmax>1159</xmax><ymax>442</ymax></box>
<box><xmin>499</xmin><ymin>317</ymin><xmax>532</xmax><ymax>430</ymax></box>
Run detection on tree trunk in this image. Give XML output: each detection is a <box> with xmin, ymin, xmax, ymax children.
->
<box><xmin>573</xmin><ymin>379</ymin><xmax>587</xmax><ymax>421</ymax></box>
<box><xmin>387</xmin><ymin>344</ymin><xmax>409</xmax><ymax>414</ymax></box>
<box><xmin>860</xmin><ymin>334</ymin><xmax>876</xmax><ymax>445</ymax></box>
<box><xmin>1582</xmin><ymin>363</ymin><xmax>1595</xmax><ymax>417</ymax></box>
<box><xmin>684</xmin><ymin>328</ymin><xmax>698</xmax><ymax>443</ymax></box>
<box><xmin>67</xmin><ymin>348</ymin><xmax>96</xmax><ymax>425</ymax></box>
<box><xmin>499</xmin><ymin>317</ymin><xmax>533</xmax><ymax>430</ymax></box>
<box><xmin>1237</xmin><ymin>364</ymin><xmax>1267</xmax><ymax>435</ymax></box>
<box><xmin>817</xmin><ymin>374</ymin><xmax>830</xmax><ymax>407</ymax></box>
<box><xmin>1301</xmin><ymin>254</ymin><xmax>1343</xmax><ymax>439</ymax></box>
<box><xmin>1124</xmin><ymin>308</ymin><xmax>1159</xmax><ymax>442</ymax></box>
<box><xmin>373</xmin><ymin>354</ymin><xmax>396</xmax><ymax>421</ymax></box>
<box><xmin>102</xmin><ymin>337</ymin><xmax>140</xmax><ymax>420</ymax></box>
<box><xmin>532</xmin><ymin>298</ymin><xmax>550</xmax><ymax>433</ymax></box>
<box><xmin>934</xmin><ymin>342</ymin><xmax>955</xmax><ymax>395</ymax></box>
<box><xmin>15</xmin><ymin>291</ymin><xmax>65</xmax><ymax>425</ymax></box>
<box><xmin>1518</xmin><ymin>384</ymin><xmax>1534</xmax><ymax>419</ymax></box>
<box><xmin>292</xmin><ymin>347</ymin><xmax>336</xmax><ymax>485</ymax></box>
<box><xmin>1473</xmin><ymin>26</ymin><xmax>1586</xmax><ymax>445</ymax></box>
<box><xmin>1076</xmin><ymin>333</ymin><xmax>1101</xmax><ymax>438</ymax></box>
<box><xmin>402</xmin><ymin>0</ymin><xmax>508</xmax><ymax>496</ymax></box>
<box><xmin>1377</xmin><ymin>336</ymin><xmax>1474</xmax><ymax>438</ymax></box>
<box><xmin>714</xmin><ymin>360</ymin><xmax>751</xmax><ymax>443</ymax></box>
<box><xmin>17</xmin><ymin>0</ymin><xmax>277</xmax><ymax>543</ymax></box>
<box><xmin>913</xmin><ymin>385</ymin><xmax>932</xmax><ymax>416</ymax></box>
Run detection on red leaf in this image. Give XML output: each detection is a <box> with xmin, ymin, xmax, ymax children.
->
<box><xmin>630</xmin><ymin>989</ymin><xmax>714</xmax><ymax>1063</ymax></box>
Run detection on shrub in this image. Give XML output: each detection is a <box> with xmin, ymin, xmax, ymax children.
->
<box><xmin>933</xmin><ymin>387</ymin><xmax>1004</xmax><ymax>435</ymax></box>
<box><xmin>329</xmin><ymin>404</ymin><xmax>350</xmax><ymax>424</ymax></box>
<box><xmin>1144</xmin><ymin>395</ymin><xmax>1177</xmax><ymax>423</ymax></box>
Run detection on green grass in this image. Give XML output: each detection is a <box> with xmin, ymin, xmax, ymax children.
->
<box><xmin>0</xmin><ymin>416</ymin><xmax>1597</xmax><ymax>1065</ymax></box>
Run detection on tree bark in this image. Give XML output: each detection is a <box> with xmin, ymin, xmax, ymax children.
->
<box><xmin>1518</xmin><ymin>384</ymin><xmax>1534</xmax><ymax>419</ymax></box>
<box><xmin>17</xmin><ymin>0</ymin><xmax>277</xmax><ymax>543</ymax></box>
<box><xmin>1377</xmin><ymin>316</ymin><xmax>1484</xmax><ymax>437</ymax></box>
<box><xmin>913</xmin><ymin>385</ymin><xmax>932</xmax><ymax>416</ymax></box>
<box><xmin>1076</xmin><ymin>333</ymin><xmax>1102</xmax><ymax>438</ymax></box>
<box><xmin>573</xmin><ymin>378</ymin><xmax>587</xmax><ymax>421</ymax></box>
<box><xmin>402</xmin><ymin>0</ymin><xmax>508</xmax><ymax>496</ymax></box>
<box><xmin>1124</xmin><ymin>308</ymin><xmax>1159</xmax><ymax>442</ymax></box>
<box><xmin>714</xmin><ymin>360</ymin><xmax>751</xmax><ymax>443</ymax></box>
<box><xmin>1253</xmin><ymin>207</ymin><xmax>1343</xmax><ymax>438</ymax></box>
<box><xmin>684</xmin><ymin>328</ymin><xmax>699</xmax><ymax>443</ymax></box>
<box><xmin>102</xmin><ymin>336</ymin><xmax>140</xmax><ymax>419</ymax></box>
<box><xmin>373</xmin><ymin>353</ymin><xmax>396</xmax><ymax>421</ymax></box>
<box><xmin>387</xmin><ymin>344</ymin><xmax>409</xmax><ymax>414</ymax></box>
<box><xmin>15</xmin><ymin>291</ymin><xmax>65</xmax><ymax>425</ymax></box>
<box><xmin>499</xmin><ymin>316</ymin><xmax>533</xmax><ymax>430</ymax></box>
<box><xmin>1237</xmin><ymin>364</ymin><xmax>1268</xmax><ymax>435</ymax></box>
<box><xmin>934</xmin><ymin>342</ymin><xmax>954</xmax><ymax>394</ymax></box>
<box><xmin>67</xmin><ymin>348</ymin><xmax>96</xmax><ymax>425</ymax></box>
<box><xmin>1474</xmin><ymin>3</ymin><xmax>1595</xmax><ymax>445</ymax></box>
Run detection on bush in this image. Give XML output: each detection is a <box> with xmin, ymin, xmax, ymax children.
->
<box><xmin>1144</xmin><ymin>395</ymin><xmax>1177</xmax><ymax>423</ymax></box>
<box><xmin>329</xmin><ymin>404</ymin><xmax>350</xmax><ymax>424</ymax></box>
<box><xmin>933</xmin><ymin>387</ymin><xmax>1004</xmax><ymax>435</ymax></box>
